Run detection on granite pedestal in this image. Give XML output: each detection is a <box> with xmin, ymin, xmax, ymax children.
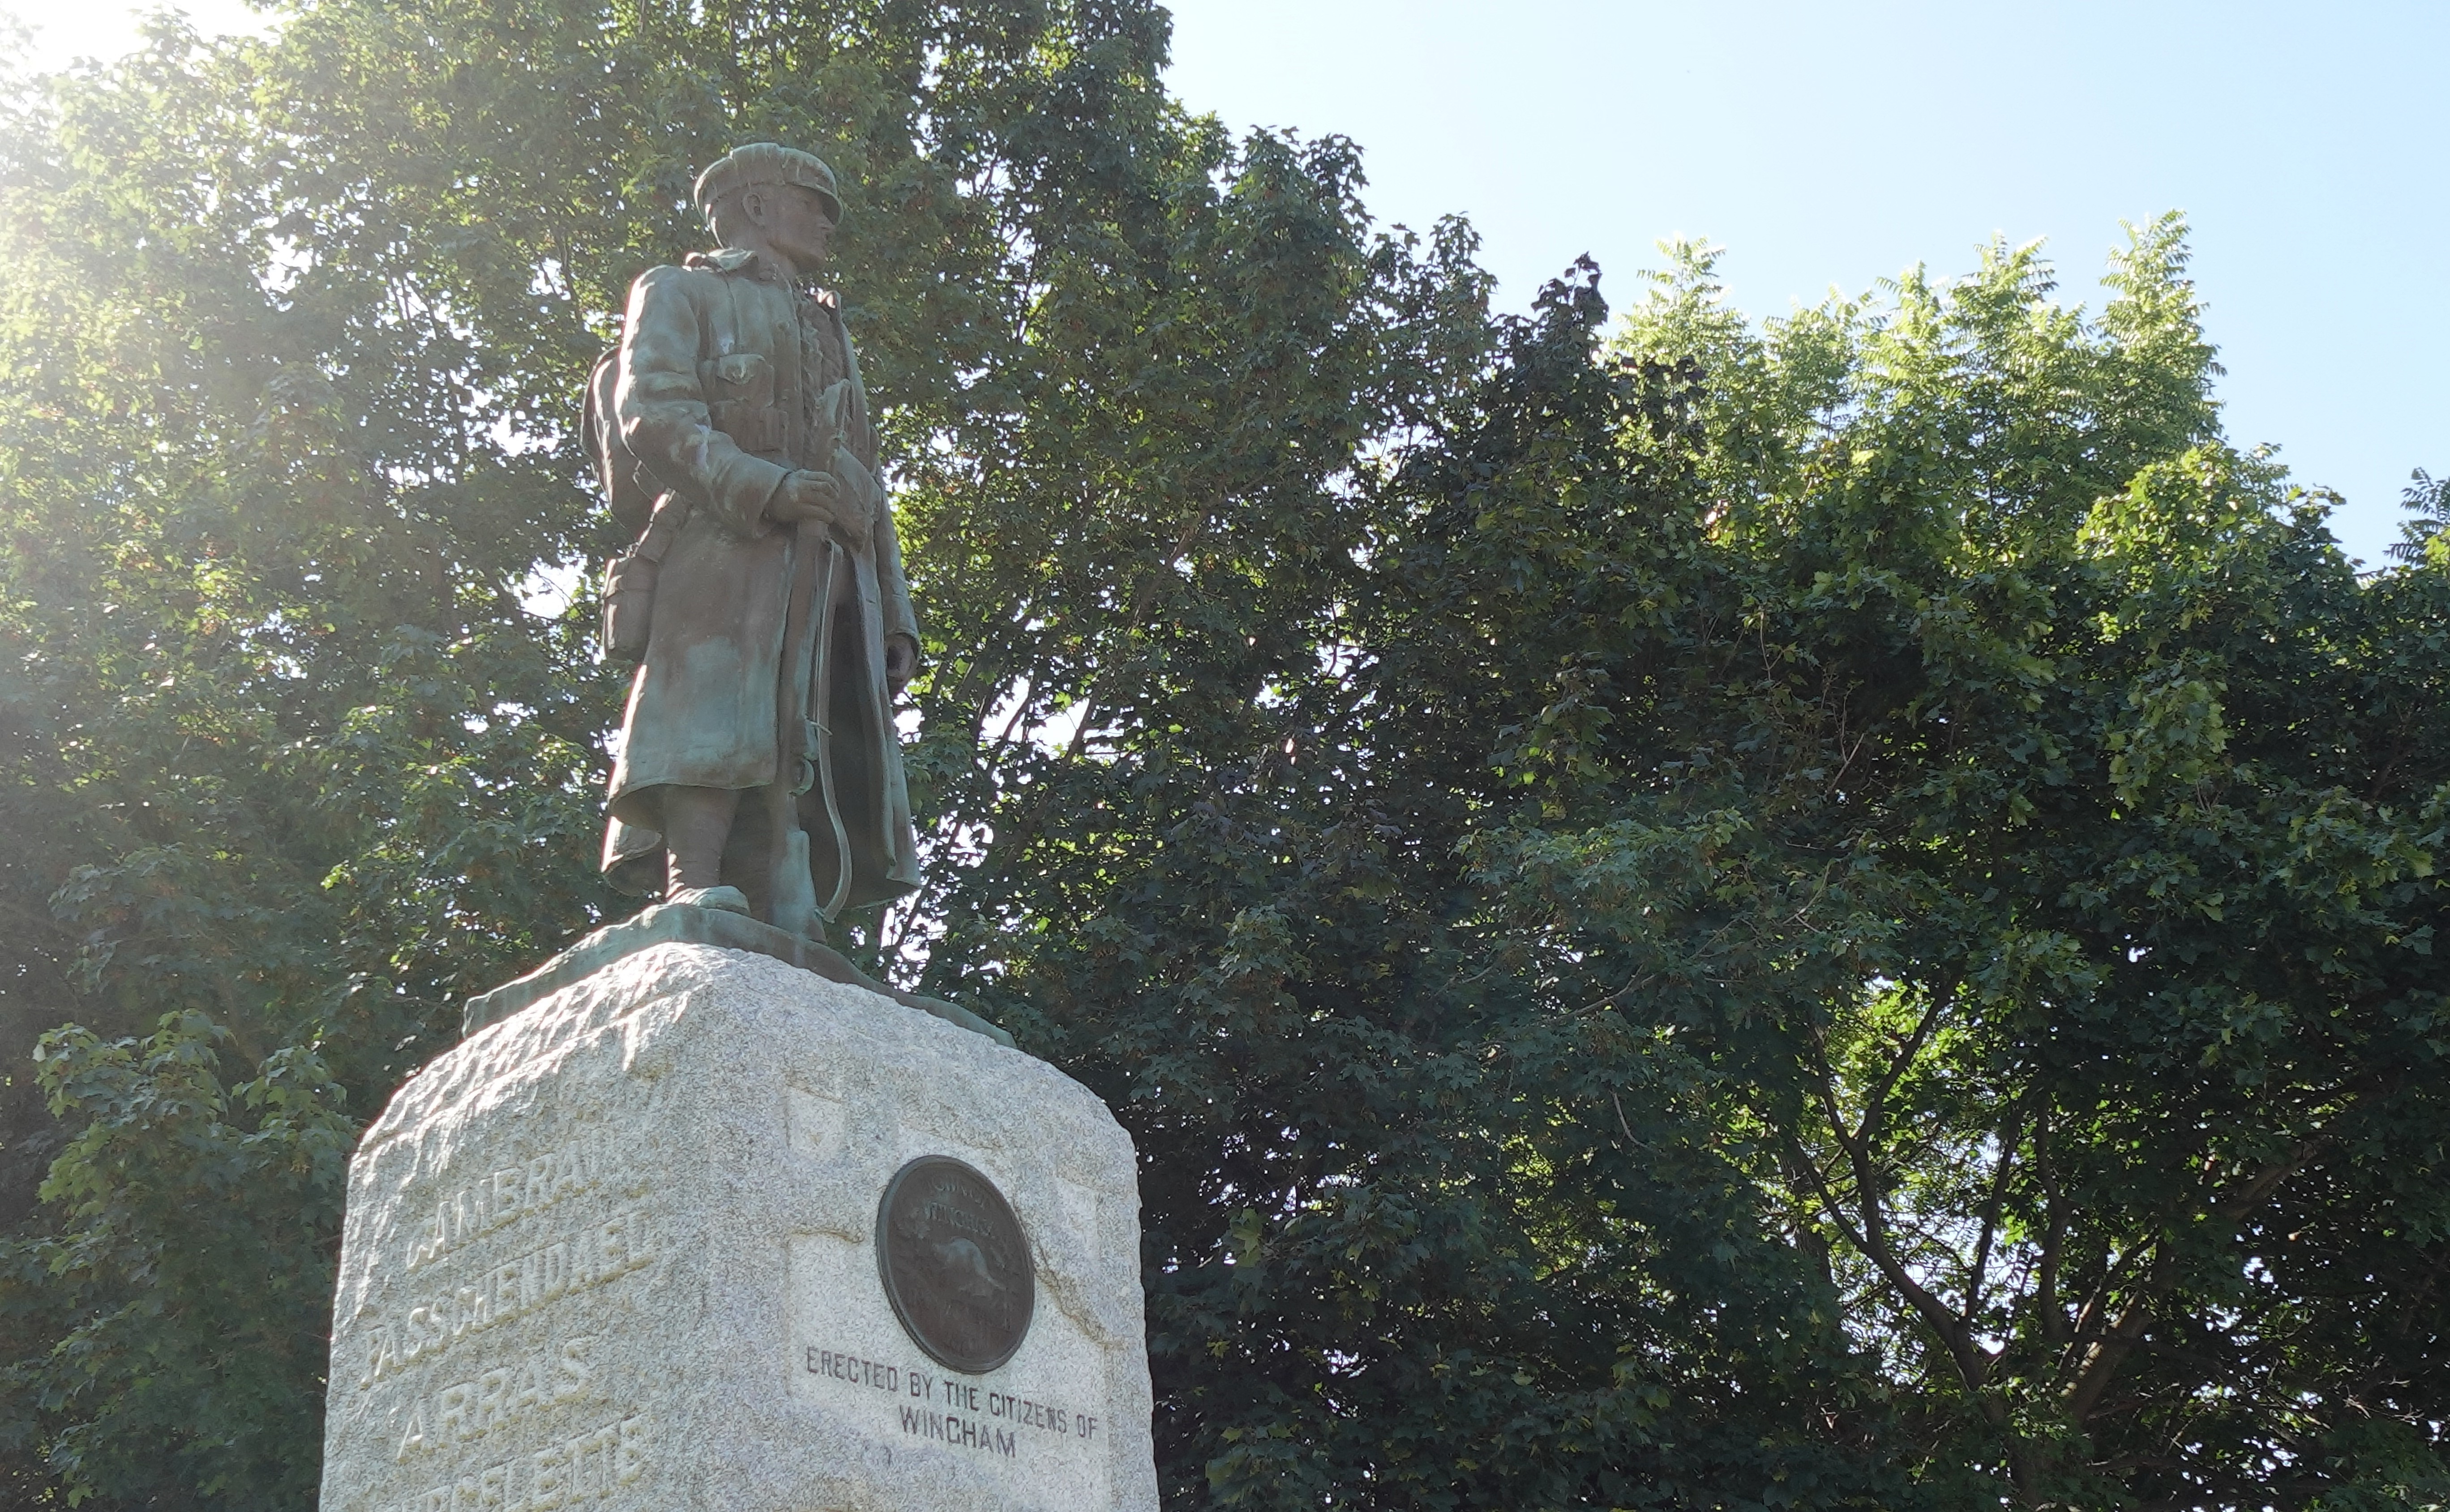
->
<box><xmin>317</xmin><ymin>940</ymin><xmax>1156</xmax><ymax>1512</ymax></box>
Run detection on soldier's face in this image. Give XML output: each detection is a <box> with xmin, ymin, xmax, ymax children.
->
<box><xmin>748</xmin><ymin>184</ymin><xmax>836</xmax><ymax>276</ymax></box>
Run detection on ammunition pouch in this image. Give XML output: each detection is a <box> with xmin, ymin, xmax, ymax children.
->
<box><xmin>600</xmin><ymin>492</ymin><xmax>691</xmax><ymax>664</ymax></box>
<box><xmin>601</xmin><ymin>553</ymin><xmax>659</xmax><ymax>662</ymax></box>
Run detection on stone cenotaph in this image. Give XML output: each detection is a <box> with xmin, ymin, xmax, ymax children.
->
<box><xmin>315</xmin><ymin>145</ymin><xmax>1159</xmax><ymax>1512</ymax></box>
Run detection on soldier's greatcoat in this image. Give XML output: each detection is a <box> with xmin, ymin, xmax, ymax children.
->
<box><xmin>600</xmin><ymin>246</ymin><xmax>919</xmax><ymax>918</ymax></box>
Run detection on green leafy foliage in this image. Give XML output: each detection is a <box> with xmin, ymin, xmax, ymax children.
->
<box><xmin>1344</xmin><ymin>237</ymin><xmax>2450</xmax><ymax>1508</ymax></box>
<box><xmin>1</xmin><ymin>5</ymin><xmax>2444</xmax><ymax>1509</ymax></box>
<box><xmin>7</xmin><ymin>1016</ymin><xmax>351</xmax><ymax>1504</ymax></box>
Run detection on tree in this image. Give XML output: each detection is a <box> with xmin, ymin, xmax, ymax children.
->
<box><xmin>3</xmin><ymin>4</ymin><xmax>2445</xmax><ymax>1509</ymax></box>
<box><xmin>1290</xmin><ymin>235</ymin><xmax>2450</xmax><ymax>1506</ymax></box>
<box><xmin>2390</xmin><ymin>468</ymin><xmax>2448</xmax><ymax>564</ymax></box>
<box><xmin>0</xmin><ymin>0</ymin><xmax>1499</xmax><ymax>1502</ymax></box>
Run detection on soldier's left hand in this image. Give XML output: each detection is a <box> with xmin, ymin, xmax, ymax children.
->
<box><xmin>885</xmin><ymin>634</ymin><xmax>919</xmax><ymax>694</ymax></box>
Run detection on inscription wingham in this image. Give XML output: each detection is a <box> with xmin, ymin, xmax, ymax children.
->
<box><xmin>362</xmin><ymin>1207</ymin><xmax>657</xmax><ymax>1386</ymax></box>
<box><xmin>898</xmin><ymin>1404</ymin><xmax>1017</xmax><ymax>1460</ymax></box>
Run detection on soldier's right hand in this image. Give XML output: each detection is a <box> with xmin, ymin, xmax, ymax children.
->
<box><xmin>767</xmin><ymin>469</ymin><xmax>869</xmax><ymax>548</ymax></box>
<box><xmin>768</xmin><ymin>469</ymin><xmax>837</xmax><ymax>526</ymax></box>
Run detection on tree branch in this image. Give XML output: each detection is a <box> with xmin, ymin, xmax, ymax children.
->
<box><xmin>1858</xmin><ymin>980</ymin><xmax>1955</xmax><ymax>1147</ymax></box>
<box><xmin>2064</xmin><ymin>1285</ymin><xmax>2155</xmax><ymax>1424</ymax></box>
<box><xmin>2037</xmin><ymin>1105</ymin><xmax>2068</xmax><ymax>1347</ymax></box>
<box><xmin>1965</xmin><ymin>1101</ymin><xmax>2026</xmax><ymax>1321</ymax></box>
<box><xmin>2214</xmin><ymin>1136</ymin><xmax>2329</xmax><ymax>1224</ymax></box>
<box><xmin>2060</xmin><ymin>1133</ymin><xmax>2337</xmax><ymax>1425</ymax></box>
<box><xmin>1803</xmin><ymin>1036</ymin><xmax>2002</xmax><ymax>1405</ymax></box>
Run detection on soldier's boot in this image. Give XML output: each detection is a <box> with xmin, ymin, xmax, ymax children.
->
<box><xmin>663</xmin><ymin>785</ymin><xmax>748</xmax><ymax>917</ymax></box>
<box><xmin>667</xmin><ymin>885</ymin><xmax>751</xmax><ymax>914</ymax></box>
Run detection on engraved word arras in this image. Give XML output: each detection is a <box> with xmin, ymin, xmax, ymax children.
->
<box><xmin>392</xmin><ymin>1336</ymin><xmax>598</xmax><ymax>1461</ymax></box>
<box><xmin>876</xmin><ymin>1157</ymin><xmax>1034</xmax><ymax>1374</ymax></box>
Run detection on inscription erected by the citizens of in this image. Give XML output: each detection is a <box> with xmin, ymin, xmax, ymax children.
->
<box><xmin>802</xmin><ymin>1346</ymin><xmax>1101</xmax><ymax>1465</ymax></box>
<box><xmin>875</xmin><ymin>1156</ymin><xmax>1034</xmax><ymax>1374</ymax></box>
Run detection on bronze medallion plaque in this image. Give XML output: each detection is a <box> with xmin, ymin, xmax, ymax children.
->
<box><xmin>875</xmin><ymin>1156</ymin><xmax>1034</xmax><ymax>1373</ymax></box>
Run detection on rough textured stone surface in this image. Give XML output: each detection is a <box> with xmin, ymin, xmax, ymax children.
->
<box><xmin>319</xmin><ymin>943</ymin><xmax>1156</xmax><ymax>1512</ymax></box>
<box><xmin>457</xmin><ymin>902</ymin><xmax>1010</xmax><ymax>1047</ymax></box>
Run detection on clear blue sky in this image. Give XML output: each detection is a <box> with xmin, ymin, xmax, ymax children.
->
<box><xmin>1165</xmin><ymin>0</ymin><xmax>2446</xmax><ymax>567</ymax></box>
<box><xmin>19</xmin><ymin>0</ymin><xmax>2443</xmax><ymax>565</ymax></box>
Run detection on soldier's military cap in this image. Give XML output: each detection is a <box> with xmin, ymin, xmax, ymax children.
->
<box><xmin>691</xmin><ymin>143</ymin><xmax>843</xmax><ymax>226</ymax></box>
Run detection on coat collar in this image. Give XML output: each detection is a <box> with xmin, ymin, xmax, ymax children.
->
<box><xmin>685</xmin><ymin>246</ymin><xmax>772</xmax><ymax>278</ymax></box>
<box><xmin>683</xmin><ymin>247</ymin><xmax>840</xmax><ymax>307</ymax></box>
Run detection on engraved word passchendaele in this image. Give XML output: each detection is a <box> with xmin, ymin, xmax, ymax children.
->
<box><xmin>876</xmin><ymin>1156</ymin><xmax>1034</xmax><ymax>1374</ymax></box>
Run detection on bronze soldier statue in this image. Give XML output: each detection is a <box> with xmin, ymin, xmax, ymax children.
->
<box><xmin>588</xmin><ymin>143</ymin><xmax>920</xmax><ymax>936</ymax></box>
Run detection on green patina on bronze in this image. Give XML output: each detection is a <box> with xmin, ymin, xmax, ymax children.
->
<box><xmin>590</xmin><ymin>142</ymin><xmax>921</xmax><ymax>935</ymax></box>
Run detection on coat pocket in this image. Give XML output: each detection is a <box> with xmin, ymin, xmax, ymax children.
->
<box><xmin>699</xmin><ymin>351</ymin><xmax>774</xmax><ymax>405</ymax></box>
<box><xmin>699</xmin><ymin>352</ymin><xmax>782</xmax><ymax>454</ymax></box>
